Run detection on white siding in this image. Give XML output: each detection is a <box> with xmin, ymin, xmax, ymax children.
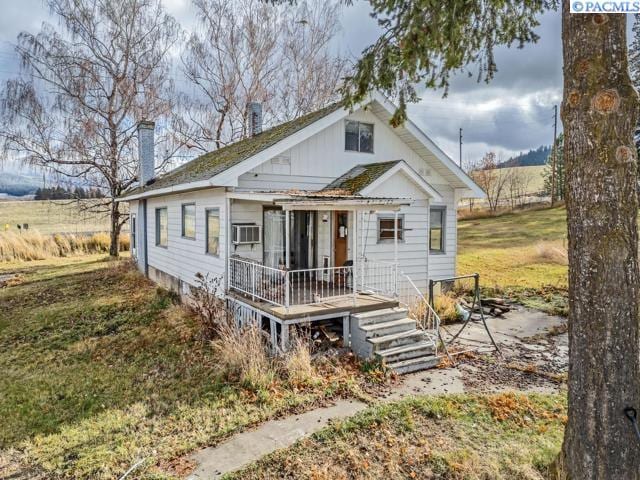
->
<box><xmin>135</xmin><ymin>105</ymin><xmax>463</xmax><ymax>291</ymax></box>
<box><xmin>234</xmin><ymin>108</ymin><xmax>460</xmax><ymax>289</ymax></box>
<box><xmin>145</xmin><ymin>188</ymin><xmax>227</xmax><ymax>288</ymax></box>
<box><xmin>229</xmin><ymin>199</ymin><xmax>264</xmax><ymax>262</ymax></box>
<box><xmin>238</xmin><ymin>109</ymin><xmax>448</xmax><ymax>192</ymax></box>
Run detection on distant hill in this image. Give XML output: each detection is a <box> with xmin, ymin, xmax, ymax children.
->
<box><xmin>0</xmin><ymin>171</ymin><xmax>42</xmax><ymax>197</ymax></box>
<box><xmin>498</xmin><ymin>145</ymin><xmax>552</xmax><ymax>168</ymax></box>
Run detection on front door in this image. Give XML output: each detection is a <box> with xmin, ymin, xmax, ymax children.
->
<box><xmin>334</xmin><ymin>211</ymin><xmax>348</xmax><ymax>267</ymax></box>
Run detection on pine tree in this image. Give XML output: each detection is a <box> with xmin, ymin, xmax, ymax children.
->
<box><xmin>543</xmin><ymin>134</ymin><xmax>565</xmax><ymax>200</ymax></box>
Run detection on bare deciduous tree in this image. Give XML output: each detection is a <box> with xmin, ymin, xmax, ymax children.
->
<box><xmin>181</xmin><ymin>0</ymin><xmax>347</xmax><ymax>152</ymax></box>
<box><xmin>506</xmin><ymin>167</ymin><xmax>534</xmax><ymax>209</ymax></box>
<box><xmin>471</xmin><ymin>152</ymin><xmax>509</xmax><ymax>212</ymax></box>
<box><xmin>0</xmin><ymin>0</ymin><xmax>183</xmax><ymax>256</ymax></box>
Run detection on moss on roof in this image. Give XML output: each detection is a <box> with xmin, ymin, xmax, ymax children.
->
<box><xmin>321</xmin><ymin>160</ymin><xmax>401</xmax><ymax>195</ymax></box>
<box><xmin>124</xmin><ymin>101</ymin><xmax>343</xmax><ymax>197</ymax></box>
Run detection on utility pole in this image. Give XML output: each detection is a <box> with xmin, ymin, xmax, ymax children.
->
<box><xmin>459</xmin><ymin>127</ymin><xmax>463</xmax><ymax>168</ymax></box>
<box><xmin>551</xmin><ymin>105</ymin><xmax>558</xmax><ymax>206</ymax></box>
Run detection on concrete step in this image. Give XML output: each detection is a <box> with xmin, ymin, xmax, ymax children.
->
<box><xmin>375</xmin><ymin>340</ymin><xmax>436</xmax><ymax>363</ymax></box>
<box><xmin>351</xmin><ymin>307</ymin><xmax>409</xmax><ymax>326</ymax></box>
<box><xmin>386</xmin><ymin>355</ymin><xmax>441</xmax><ymax>374</ymax></box>
<box><xmin>359</xmin><ymin>317</ymin><xmax>416</xmax><ymax>338</ymax></box>
<box><xmin>367</xmin><ymin>329</ymin><xmax>426</xmax><ymax>351</ymax></box>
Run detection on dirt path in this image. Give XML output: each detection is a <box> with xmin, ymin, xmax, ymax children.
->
<box><xmin>186</xmin><ymin>307</ymin><xmax>567</xmax><ymax>480</ymax></box>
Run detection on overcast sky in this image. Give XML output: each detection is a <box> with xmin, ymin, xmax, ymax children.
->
<box><xmin>0</xmin><ymin>0</ymin><xmax>565</xmax><ymax>167</ymax></box>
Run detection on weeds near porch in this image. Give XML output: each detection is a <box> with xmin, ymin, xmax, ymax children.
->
<box><xmin>284</xmin><ymin>333</ymin><xmax>318</xmax><ymax>387</ymax></box>
<box><xmin>190</xmin><ymin>272</ymin><xmax>226</xmax><ymax>340</ymax></box>
<box><xmin>211</xmin><ymin>320</ymin><xmax>276</xmax><ymax>391</ymax></box>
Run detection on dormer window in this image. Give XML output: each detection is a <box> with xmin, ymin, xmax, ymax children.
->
<box><xmin>345</xmin><ymin>121</ymin><xmax>374</xmax><ymax>153</ymax></box>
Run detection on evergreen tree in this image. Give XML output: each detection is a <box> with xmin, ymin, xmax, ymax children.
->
<box><xmin>543</xmin><ymin>133</ymin><xmax>565</xmax><ymax>200</ymax></box>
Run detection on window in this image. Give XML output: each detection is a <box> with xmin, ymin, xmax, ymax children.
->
<box><xmin>345</xmin><ymin>121</ymin><xmax>374</xmax><ymax>153</ymax></box>
<box><xmin>181</xmin><ymin>203</ymin><xmax>196</xmax><ymax>239</ymax></box>
<box><xmin>378</xmin><ymin>215</ymin><xmax>404</xmax><ymax>242</ymax></box>
<box><xmin>206</xmin><ymin>208</ymin><xmax>220</xmax><ymax>256</ymax></box>
<box><xmin>155</xmin><ymin>207</ymin><xmax>168</xmax><ymax>247</ymax></box>
<box><xmin>130</xmin><ymin>214</ymin><xmax>137</xmax><ymax>256</ymax></box>
<box><xmin>430</xmin><ymin>207</ymin><xmax>445</xmax><ymax>253</ymax></box>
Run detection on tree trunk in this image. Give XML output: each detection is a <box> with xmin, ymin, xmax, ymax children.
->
<box><xmin>561</xmin><ymin>5</ymin><xmax>640</xmax><ymax>478</ymax></box>
<box><xmin>109</xmin><ymin>199</ymin><xmax>121</xmax><ymax>258</ymax></box>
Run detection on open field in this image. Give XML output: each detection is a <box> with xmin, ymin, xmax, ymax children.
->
<box><xmin>0</xmin><ymin>257</ymin><xmax>369</xmax><ymax>479</ymax></box>
<box><xmin>457</xmin><ymin>205</ymin><xmax>568</xmax><ymax>314</ymax></box>
<box><xmin>501</xmin><ymin>164</ymin><xmax>546</xmax><ymax>193</ymax></box>
<box><xmin>230</xmin><ymin>393</ymin><xmax>566</xmax><ymax>479</ymax></box>
<box><xmin>0</xmin><ymin>200</ymin><xmax>124</xmax><ymax>235</ymax></box>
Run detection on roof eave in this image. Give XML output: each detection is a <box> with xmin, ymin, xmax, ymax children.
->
<box><xmin>370</xmin><ymin>92</ymin><xmax>485</xmax><ymax>198</ymax></box>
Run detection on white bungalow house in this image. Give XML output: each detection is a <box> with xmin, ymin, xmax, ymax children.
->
<box><xmin>119</xmin><ymin>92</ymin><xmax>484</xmax><ymax>373</ymax></box>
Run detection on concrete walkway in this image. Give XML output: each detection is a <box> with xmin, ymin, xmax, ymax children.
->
<box><xmin>186</xmin><ymin>307</ymin><xmax>566</xmax><ymax>479</ymax></box>
<box><xmin>187</xmin><ymin>399</ymin><xmax>367</xmax><ymax>480</ymax></box>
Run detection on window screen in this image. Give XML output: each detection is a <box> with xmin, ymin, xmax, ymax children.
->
<box><xmin>182</xmin><ymin>203</ymin><xmax>196</xmax><ymax>239</ymax></box>
<box><xmin>206</xmin><ymin>208</ymin><xmax>220</xmax><ymax>256</ymax></box>
<box><xmin>429</xmin><ymin>207</ymin><xmax>445</xmax><ymax>252</ymax></box>
<box><xmin>155</xmin><ymin>208</ymin><xmax>168</xmax><ymax>247</ymax></box>
<box><xmin>345</xmin><ymin>121</ymin><xmax>374</xmax><ymax>153</ymax></box>
<box><xmin>378</xmin><ymin>215</ymin><xmax>404</xmax><ymax>241</ymax></box>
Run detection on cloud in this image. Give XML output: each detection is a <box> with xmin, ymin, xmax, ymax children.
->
<box><xmin>0</xmin><ymin>1</ymin><xmax>565</xmax><ymax>164</ymax></box>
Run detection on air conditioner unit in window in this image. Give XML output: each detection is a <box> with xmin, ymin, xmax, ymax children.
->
<box><xmin>232</xmin><ymin>223</ymin><xmax>261</xmax><ymax>245</ymax></box>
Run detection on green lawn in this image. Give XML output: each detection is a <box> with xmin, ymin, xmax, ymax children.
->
<box><xmin>457</xmin><ymin>206</ymin><xmax>569</xmax><ymax>314</ymax></box>
<box><xmin>229</xmin><ymin>393</ymin><xmax>566</xmax><ymax>480</ymax></box>
<box><xmin>0</xmin><ymin>256</ymin><xmax>364</xmax><ymax>479</ymax></box>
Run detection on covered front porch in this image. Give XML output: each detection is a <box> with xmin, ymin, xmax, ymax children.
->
<box><xmin>226</xmin><ymin>191</ymin><xmax>410</xmax><ymax>314</ymax></box>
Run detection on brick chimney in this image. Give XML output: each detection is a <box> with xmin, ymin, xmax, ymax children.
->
<box><xmin>247</xmin><ymin>102</ymin><xmax>262</xmax><ymax>137</ymax></box>
<box><xmin>137</xmin><ymin>121</ymin><xmax>155</xmax><ymax>185</ymax></box>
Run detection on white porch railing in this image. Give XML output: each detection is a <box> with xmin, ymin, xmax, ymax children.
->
<box><xmin>357</xmin><ymin>258</ymin><xmax>398</xmax><ymax>298</ymax></box>
<box><xmin>229</xmin><ymin>257</ymin><xmax>287</xmax><ymax>307</ymax></box>
<box><xmin>229</xmin><ymin>257</ymin><xmax>400</xmax><ymax>310</ymax></box>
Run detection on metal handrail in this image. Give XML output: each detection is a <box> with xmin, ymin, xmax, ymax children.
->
<box><xmin>399</xmin><ymin>272</ymin><xmax>441</xmax><ymax>356</ymax></box>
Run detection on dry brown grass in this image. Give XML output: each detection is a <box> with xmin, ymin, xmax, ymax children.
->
<box><xmin>434</xmin><ymin>294</ymin><xmax>462</xmax><ymax>324</ymax></box>
<box><xmin>284</xmin><ymin>333</ymin><xmax>319</xmax><ymax>387</ymax></box>
<box><xmin>531</xmin><ymin>241</ymin><xmax>568</xmax><ymax>266</ymax></box>
<box><xmin>211</xmin><ymin>320</ymin><xmax>277</xmax><ymax>390</ymax></box>
<box><xmin>0</xmin><ymin>230</ymin><xmax>128</xmax><ymax>262</ymax></box>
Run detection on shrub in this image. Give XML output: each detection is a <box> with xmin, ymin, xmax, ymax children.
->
<box><xmin>189</xmin><ymin>272</ymin><xmax>226</xmax><ymax>340</ymax></box>
<box><xmin>434</xmin><ymin>294</ymin><xmax>463</xmax><ymax>324</ymax></box>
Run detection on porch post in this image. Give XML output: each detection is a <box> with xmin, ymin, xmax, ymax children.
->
<box><xmin>394</xmin><ymin>210</ymin><xmax>398</xmax><ymax>265</ymax></box>
<box><xmin>394</xmin><ymin>209</ymin><xmax>399</xmax><ymax>298</ymax></box>
<box><xmin>285</xmin><ymin>210</ymin><xmax>290</xmax><ymax>269</ymax></box>
<box><xmin>352</xmin><ymin>209</ymin><xmax>358</xmax><ymax>305</ymax></box>
<box><xmin>285</xmin><ymin>209</ymin><xmax>290</xmax><ymax>310</ymax></box>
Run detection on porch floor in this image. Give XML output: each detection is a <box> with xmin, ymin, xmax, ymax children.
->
<box><xmin>227</xmin><ymin>290</ymin><xmax>399</xmax><ymax>321</ymax></box>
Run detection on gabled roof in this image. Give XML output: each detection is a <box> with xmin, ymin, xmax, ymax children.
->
<box><xmin>321</xmin><ymin>159</ymin><xmax>442</xmax><ymax>201</ymax></box>
<box><xmin>122</xmin><ymin>102</ymin><xmax>343</xmax><ymax>198</ymax></box>
<box><xmin>321</xmin><ymin>160</ymin><xmax>401</xmax><ymax>195</ymax></box>
<box><xmin>119</xmin><ymin>91</ymin><xmax>485</xmax><ymax>201</ymax></box>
